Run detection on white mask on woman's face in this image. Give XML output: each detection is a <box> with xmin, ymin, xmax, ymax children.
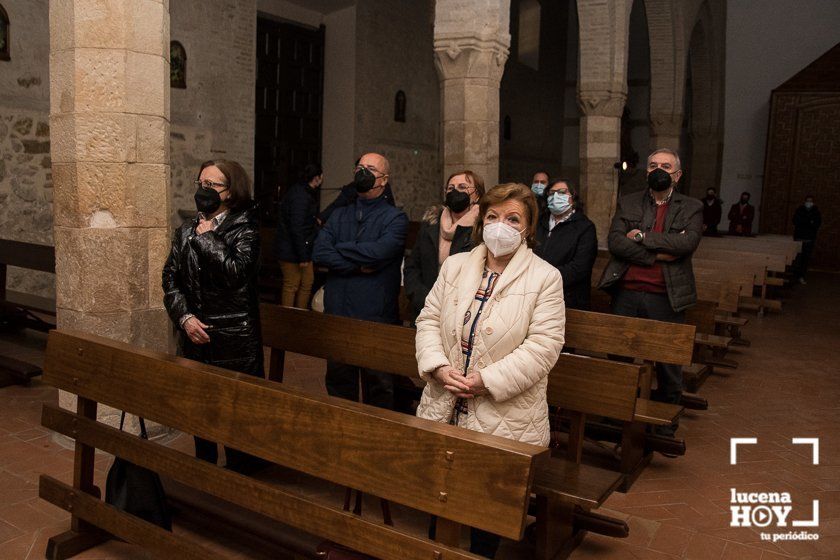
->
<box><xmin>483</xmin><ymin>221</ymin><xmax>524</xmax><ymax>257</ymax></box>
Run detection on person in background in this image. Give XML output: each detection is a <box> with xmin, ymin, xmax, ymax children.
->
<box><xmin>727</xmin><ymin>191</ymin><xmax>755</xmax><ymax>236</ymax></box>
<box><xmin>701</xmin><ymin>187</ymin><xmax>723</xmax><ymax>236</ymax></box>
<box><xmin>535</xmin><ymin>179</ymin><xmax>597</xmax><ymax>310</ymax></box>
<box><xmin>415</xmin><ymin>182</ymin><xmax>565</xmax><ymax>558</ymax></box>
<box><xmin>530</xmin><ymin>171</ymin><xmax>549</xmax><ymax>215</ymax></box>
<box><xmin>273</xmin><ymin>163</ymin><xmax>322</xmax><ymax>308</ymax></box>
<box><xmin>313</xmin><ymin>153</ymin><xmax>408</xmax><ymax>410</ymax></box>
<box><xmin>598</xmin><ymin>148</ymin><xmax>702</xmax><ymax>441</ymax></box>
<box><xmin>792</xmin><ymin>194</ymin><xmax>821</xmax><ymax>285</ymax></box>
<box><xmin>320</xmin><ymin>157</ymin><xmax>395</xmax><ymax>225</ymax></box>
<box><xmin>403</xmin><ymin>170</ymin><xmax>485</xmax><ymax>320</ymax></box>
<box><xmin>162</xmin><ymin>160</ymin><xmax>265</xmax><ymax>473</ymax></box>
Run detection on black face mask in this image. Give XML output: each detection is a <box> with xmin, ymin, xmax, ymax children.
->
<box><xmin>706</xmin><ymin>193</ymin><xmax>716</xmax><ymax>200</ymax></box>
<box><xmin>354</xmin><ymin>167</ymin><xmax>377</xmax><ymax>194</ymax></box>
<box><xmin>741</xmin><ymin>198</ymin><xmax>750</xmax><ymax>204</ymax></box>
<box><xmin>444</xmin><ymin>189</ymin><xmax>471</xmax><ymax>214</ymax></box>
<box><xmin>195</xmin><ymin>187</ymin><xmax>224</xmax><ymax>214</ymax></box>
<box><xmin>647</xmin><ymin>168</ymin><xmax>672</xmax><ymax>192</ymax></box>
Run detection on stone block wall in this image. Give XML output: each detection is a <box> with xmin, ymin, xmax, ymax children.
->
<box><xmin>169</xmin><ymin>0</ymin><xmax>257</xmax><ymax>221</ymax></box>
<box><xmin>0</xmin><ymin>108</ymin><xmax>54</xmax><ymax>297</ymax></box>
<box><xmin>354</xmin><ymin>0</ymin><xmax>441</xmax><ymax>220</ymax></box>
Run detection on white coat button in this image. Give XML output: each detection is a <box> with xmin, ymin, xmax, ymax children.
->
<box><xmin>484</xmin><ymin>326</ymin><xmax>494</xmax><ymax>335</ymax></box>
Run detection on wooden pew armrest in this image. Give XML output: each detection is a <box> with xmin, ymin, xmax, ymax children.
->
<box><xmin>633</xmin><ymin>399</ymin><xmax>683</xmax><ymax>426</ymax></box>
<box><xmin>533</xmin><ymin>458</ymin><xmax>623</xmax><ymax>509</ymax></box>
<box><xmin>694</xmin><ymin>333</ymin><xmax>732</xmax><ymax>349</ymax></box>
<box><xmin>715</xmin><ymin>315</ymin><xmax>748</xmax><ymax>327</ymax></box>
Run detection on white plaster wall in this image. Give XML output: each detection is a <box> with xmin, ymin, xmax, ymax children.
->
<box><xmin>721</xmin><ymin>0</ymin><xmax>840</xmax><ymax>229</ymax></box>
<box><xmin>321</xmin><ymin>6</ymin><xmax>356</xmax><ymax>206</ymax></box>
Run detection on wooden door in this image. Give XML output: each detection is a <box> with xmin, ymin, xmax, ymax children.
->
<box><xmin>254</xmin><ymin>18</ymin><xmax>324</xmax><ymax>226</ymax></box>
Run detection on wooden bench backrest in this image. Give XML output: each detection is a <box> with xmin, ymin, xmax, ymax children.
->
<box><xmin>261</xmin><ymin>306</ymin><xmax>642</xmax><ymax>425</ymax></box>
<box><xmin>549</xmin><ymin>354</ymin><xmax>639</xmax><ymax>422</ymax></box>
<box><xmin>44</xmin><ymin>329</ymin><xmax>545</xmax><ymax>541</ymax></box>
<box><xmin>0</xmin><ymin>239</ymin><xmax>55</xmax><ymax>272</ymax></box>
<box><xmin>694</xmin><ymin>248</ymin><xmax>787</xmax><ymax>273</ymax></box>
<box><xmin>565</xmin><ymin>309</ymin><xmax>695</xmax><ymax>366</ymax></box>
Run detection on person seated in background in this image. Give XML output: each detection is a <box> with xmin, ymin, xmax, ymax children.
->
<box><xmin>273</xmin><ymin>163</ymin><xmax>322</xmax><ymax>308</ymax></box>
<box><xmin>403</xmin><ymin>170</ymin><xmax>485</xmax><ymax>320</ymax></box>
<box><xmin>534</xmin><ymin>179</ymin><xmax>597</xmax><ymax>310</ymax></box>
<box><xmin>415</xmin><ymin>182</ymin><xmax>565</xmax><ymax>558</ymax></box>
<box><xmin>319</xmin><ymin>157</ymin><xmax>395</xmax><ymax>225</ymax></box>
<box><xmin>701</xmin><ymin>187</ymin><xmax>723</xmax><ymax>236</ymax></box>
<box><xmin>162</xmin><ymin>159</ymin><xmax>265</xmax><ymax>473</ymax></box>
<box><xmin>727</xmin><ymin>191</ymin><xmax>755</xmax><ymax>236</ymax></box>
<box><xmin>312</xmin><ymin>153</ymin><xmax>408</xmax><ymax>410</ymax></box>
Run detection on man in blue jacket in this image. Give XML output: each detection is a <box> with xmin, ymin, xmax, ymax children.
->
<box><xmin>313</xmin><ymin>152</ymin><xmax>408</xmax><ymax>409</ymax></box>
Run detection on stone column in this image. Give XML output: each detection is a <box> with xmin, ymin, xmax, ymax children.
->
<box><xmin>50</xmin><ymin>0</ymin><xmax>172</xmax><ymax>427</ymax></box>
<box><xmin>433</xmin><ymin>0</ymin><xmax>511</xmax><ymax>188</ymax></box>
<box><xmin>578</xmin><ymin>94</ymin><xmax>625</xmax><ymax>246</ymax></box>
<box><xmin>649</xmin><ymin>113</ymin><xmax>683</xmax><ymax>153</ymax></box>
<box><xmin>576</xmin><ymin>0</ymin><xmax>633</xmax><ymax>245</ymax></box>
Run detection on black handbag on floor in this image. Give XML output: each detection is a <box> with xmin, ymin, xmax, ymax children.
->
<box><xmin>105</xmin><ymin>412</ymin><xmax>172</xmax><ymax>530</ymax></box>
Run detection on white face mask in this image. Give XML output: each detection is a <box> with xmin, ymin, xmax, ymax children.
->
<box><xmin>483</xmin><ymin>221</ymin><xmax>524</xmax><ymax>257</ymax></box>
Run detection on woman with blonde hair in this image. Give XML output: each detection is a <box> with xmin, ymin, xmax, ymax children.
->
<box><xmin>415</xmin><ymin>183</ymin><xmax>566</xmax><ymax>558</ymax></box>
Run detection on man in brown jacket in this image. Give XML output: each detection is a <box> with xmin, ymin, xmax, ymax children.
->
<box><xmin>598</xmin><ymin>148</ymin><xmax>703</xmax><ymax>440</ymax></box>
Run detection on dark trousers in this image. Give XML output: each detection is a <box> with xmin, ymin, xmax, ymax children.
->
<box><xmin>194</xmin><ymin>437</ymin><xmax>267</xmax><ymax>473</ymax></box>
<box><xmin>326</xmin><ymin>360</ymin><xmax>395</xmax><ymax>410</ymax></box>
<box><xmin>429</xmin><ymin>516</ymin><xmax>501</xmax><ymax>558</ymax></box>
<box><xmin>611</xmin><ymin>290</ymin><xmax>684</xmax><ymax>435</ymax></box>
<box><xmin>793</xmin><ymin>239</ymin><xmax>815</xmax><ymax>279</ymax></box>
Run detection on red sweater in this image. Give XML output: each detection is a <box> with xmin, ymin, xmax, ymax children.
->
<box><xmin>621</xmin><ymin>203</ymin><xmax>669</xmax><ymax>293</ymax></box>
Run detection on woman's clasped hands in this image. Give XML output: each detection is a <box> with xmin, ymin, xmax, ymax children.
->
<box><xmin>432</xmin><ymin>365</ymin><xmax>489</xmax><ymax>399</ymax></box>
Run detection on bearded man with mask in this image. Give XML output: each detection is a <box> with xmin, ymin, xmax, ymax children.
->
<box><xmin>404</xmin><ymin>170</ymin><xmax>485</xmax><ymax>320</ymax></box>
<box><xmin>312</xmin><ymin>153</ymin><xmax>409</xmax><ymax>409</ymax></box>
<box><xmin>598</xmin><ymin>148</ymin><xmax>702</xmax><ymax>439</ymax></box>
<box><xmin>163</xmin><ymin>159</ymin><xmax>265</xmax><ymax>472</ymax></box>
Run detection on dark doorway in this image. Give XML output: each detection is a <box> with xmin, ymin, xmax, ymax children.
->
<box><xmin>254</xmin><ymin>17</ymin><xmax>324</xmax><ymax>226</ymax></box>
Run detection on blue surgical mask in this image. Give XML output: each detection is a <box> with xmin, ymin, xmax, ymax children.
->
<box><xmin>531</xmin><ymin>183</ymin><xmax>546</xmax><ymax>197</ymax></box>
<box><xmin>804</xmin><ymin>201</ymin><xmax>814</xmax><ymax>209</ymax></box>
<box><xmin>547</xmin><ymin>192</ymin><xmax>572</xmax><ymax>215</ymax></box>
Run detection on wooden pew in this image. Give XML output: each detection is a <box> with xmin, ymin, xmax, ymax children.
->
<box><xmin>260</xmin><ymin>304</ymin><xmax>652</xmax><ymax>539</ymax></box>
<box><xmin>40</xmin><ymin>329</ymin><xmax>577</xmax><ymax>560</ymax></box>
<box><xmin>591</xmin><ymin>256</ymin><xmax>727</xmax><ymax>392</ymax></box>
<box><xmin>261</xmin><ymin>305</ymin><xmax>687</xmax><ymax>495</ymax></box>
<box><xmin>0</xmin><ymin>239</ymin><xmax>56</xmax><ymax>386</ymax></box>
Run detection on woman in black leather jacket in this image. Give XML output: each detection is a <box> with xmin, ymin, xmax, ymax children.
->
<box><xmin>162</xmin><ymin>159</ymin><xmax>264</xmax><ymax>472</ymax></box>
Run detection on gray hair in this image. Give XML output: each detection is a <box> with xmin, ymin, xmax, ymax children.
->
<box><xmin>648</xmin><ymin>148</ymin><xmax>682</xmax><ymax>171</ymax></box>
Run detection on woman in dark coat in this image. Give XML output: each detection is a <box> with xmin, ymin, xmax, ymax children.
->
<box><xmin>403</xmin><ymin>170</ymin><xmax>485</xmax><ymax>320</ymax></box>
<box><xmin>162</xmin><ymin>159</ymin><xmax>264</xmax><ymax>472</ymax></box>
<box><xmin>273</xmin><ymin>163</ymin><xmax>322</xmax><ymax>308</ymax></box>
<box><xmin>534</xmin><ymin>179</ymin><xmax>597</xmax><ymax>310</ymax></box>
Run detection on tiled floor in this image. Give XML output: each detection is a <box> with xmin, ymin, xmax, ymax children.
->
<box><xmin>0</xmin><ymin>273</ymin><xmax>838</xmax><ymax>559</ymax></box>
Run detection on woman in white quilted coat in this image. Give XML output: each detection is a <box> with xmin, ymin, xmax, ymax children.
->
<box><xmin>415</xmin><ymin>182</ymin><xmax>566</xmax><ymax>449</ymax></box>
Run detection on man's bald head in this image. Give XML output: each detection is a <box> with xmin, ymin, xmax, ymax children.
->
<box><xmin>357</xmin><ymin>153</ymin><xmax>390</xmax><ymax>199</ymax></box>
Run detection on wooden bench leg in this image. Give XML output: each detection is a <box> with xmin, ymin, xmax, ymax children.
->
<box><xmin>45</xmin><ymin>397</ymin><xmax>108</xmax><ymax>559</ymax></box>
<box><xmin>618</xmin><ymin>422</ymin><xmax>651</xmax><ymax>493</ymax></box>
<box><xmin>45</xmin><ymin>529</ymin><xmax>110</xmax><ymax>560</ymax></box>
<box><xmin>535</xmin><ymin>495</ymin><xmax>578</xmax><ymax>560</ymax></box>
<box><xmin>435</xmin><ymin>518</ymin><xmax>462</xmax><ymax>547</ymax></box>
